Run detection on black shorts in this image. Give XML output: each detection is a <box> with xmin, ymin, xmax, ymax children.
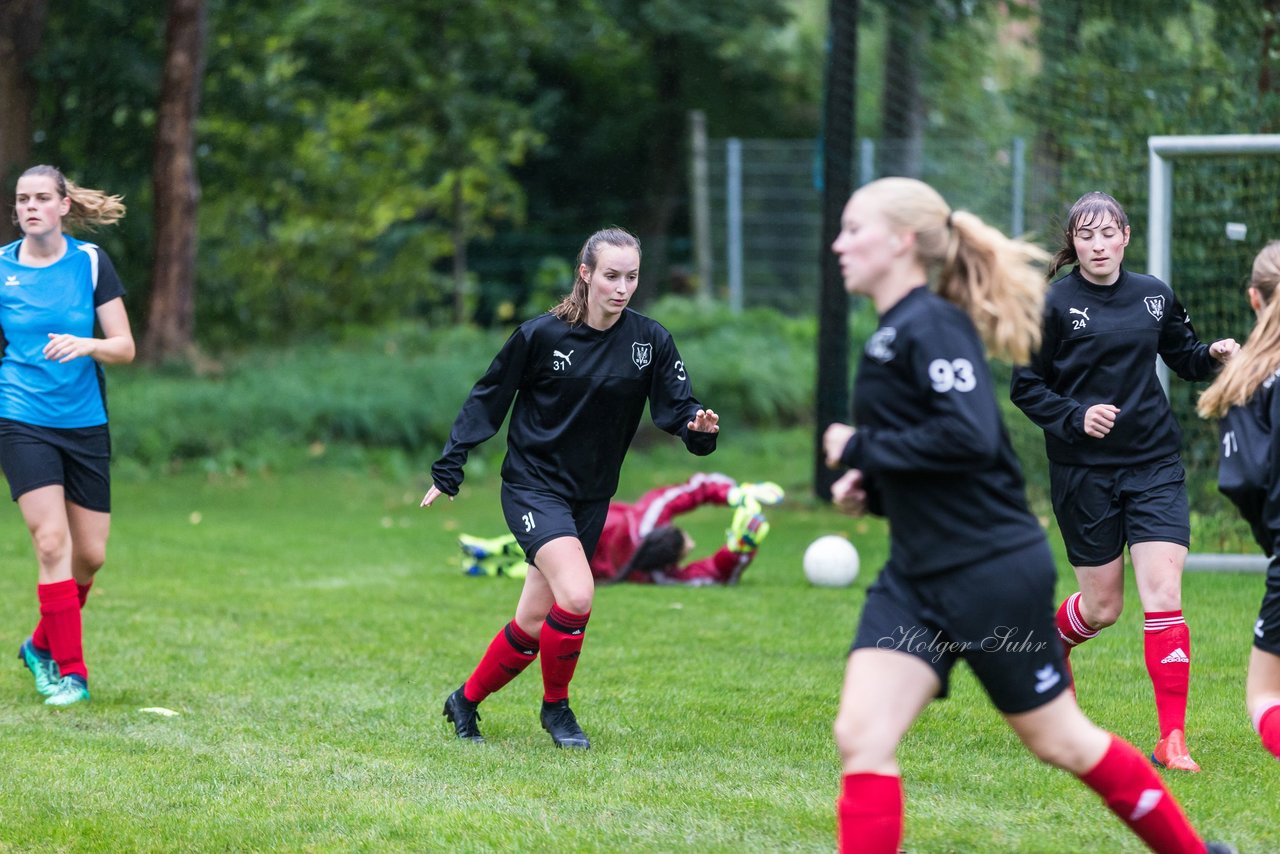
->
<box><xmin>500</xmin><ymin>482</ymin><xmax>610</xmax><ymax>565</ymax></box>
<box><xmin>1049</xmin><ymin>454</ymin><xmax>1190</xmax><ymax>566</ymax></box>
<box><xmin>851</xmin><ymin>539</ymin><xmax>1070</xmax><ymax>715</ymax></box>
<box><xmin>0</xmin><ymin>418</ymin><xmax>111</xmax><ymax>512</ymax></box>
<box><xmin>1256</xmin><ymin>557</ymin><xmax>1280</xmax><ymax>656</ymax></box>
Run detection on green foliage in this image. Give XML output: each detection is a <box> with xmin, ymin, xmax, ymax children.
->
<box><xmin>106</xmin><ymin>302</ymin><xmax>829</xmax><ymax>471</ymax></box>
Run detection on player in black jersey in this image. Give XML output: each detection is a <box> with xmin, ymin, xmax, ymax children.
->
<box><xmin>825</xmin><ymin>178</ymin><xmax>1229</xmax><ymax>854</ymax></box>
<box><xmin>1197</xmin><ymin>240</ymin><xmax>1280</xmax><ymax>761</ymax></box>
<box><xmin>1011</xmin><ymin>192</ymin><xmax>1238</xmax><ymax>773</ymax></box>
<box><xmin>421</xmin><ymin>227</ymin><xmax>718</xmax><ymax>749</ymax></box>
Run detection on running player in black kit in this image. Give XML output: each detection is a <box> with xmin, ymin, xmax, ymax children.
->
<box><xmin>1196</xmin><ymin>240</ymin><xmax>1280</xmax><ymax>761</ymax></box>
<box><xmin>824</xmin><ymin>178</ymin><xmax>1232</xmax><ymax>854</ymax></box>
<box><xmin>1011</xmin><ymin>192</ymin><xmax>1238</xmax><ymax>772</ymax></box>
<box><xmin>421</xmin><ymin>227</ymin><xmax>718</xmax><ymax>749</ymax></box>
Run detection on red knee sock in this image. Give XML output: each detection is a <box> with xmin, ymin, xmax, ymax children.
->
<box><xmin>1056</xmin><ymin>592</ymin><xmax>1100</xmax><ymax>652</ymax></box>
<box><xmin>1143</xmin><ymin>611</ymin><xmax>1190</xmax><ymax>737</ymax></box>
<box><xmin>1079</xmin><ymin>735</ymin><xmax>1204</xmax><ymax>853</ymax></box>
<box><xmin>32</xmin><ymin>580</ymin><xmax>92</xmax><ymax>652</ymax></box>
<box><xmin>462</xmin><ymin>620</ymin><xmax>539</xmax><ymax>704</ymax></box>
<box><xmin>540</xmin><ymin>604</ymin><xmax>590</xmax><ymax>702</ymax></box>
<box><xmin>38</xmin><ymin>580</ymin><xmax>87</xmax><ymax>681</ymax></box>
<box><xmin>837</xmin><ymin>773</ymin><xmax>903</xmax><ymax>854</ymax></box>
<box><xmin>1257</xmin><ymin>703</ymin><xmax>1280</xmax><ymax>759</ymax></box>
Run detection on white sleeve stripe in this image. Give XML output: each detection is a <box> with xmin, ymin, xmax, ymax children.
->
<box><xmin>76</xmin><ymin>242</ymin><xmax>100</xmax><ymax>291</ymax></box>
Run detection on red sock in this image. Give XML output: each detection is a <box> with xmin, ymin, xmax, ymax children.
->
<box><xmin>1079</xmin><ymin>735</ymin><xmax>1204</xmax><ymax>853</ymax></box>
<box><xmin>1257</xmin><ymin>703</ymin><xmax>1280</xmax><ymax>759</ymax></box>
<box><xmin>837</xmin><ymin>773</ymin><xmax>903</xmax><ymax>854</ymax></box>
<box><xmin>38</xmin><ymin>580</ymin><xmax>87</xmax><ymax>681</ymax></box>
<box><xmin>1143</xmin><ymin>611</ymin><xmax>1190</xmax><ymax>737</ymax></box>
<box><xmin>32</xmin><ymin>580</ymin><xmax>93</xmax><ymax>652</ymax></box>
<box><xmin>540</xmin><ymin>604</ymin><xmax>590</xmax><ymax>702</ymax></box>
<box><xmin>1056</xmin><ymin>592</ymin><xmax>1100</xmax><ymax>651</ymax></box>
<box><xmin>462</xmin><ymin>621</ymin><xmax>538</xmax><ymax>704</ymax></box>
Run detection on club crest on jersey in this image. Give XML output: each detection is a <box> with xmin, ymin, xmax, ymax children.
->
<box><xmin>632</xmin><ymin>342</ymin><xmax>652</xmax><ymax>370</ymax></box>
<box><xmin>865</xmin><ymin>327</ymin><xmax>897</xmax><ymax>363</ymax></box>
<box><xmin>1144</xmin><ymin>295</ymin><xmax>1165</xmax><ymax>321</ymax></box>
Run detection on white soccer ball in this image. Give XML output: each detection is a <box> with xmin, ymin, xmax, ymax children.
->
<box><xmin>803</xmin><ymin>535</ymin><xmax>859</xmax><ymax>588</ymax></box>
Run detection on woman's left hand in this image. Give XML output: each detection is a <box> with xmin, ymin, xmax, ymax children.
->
<box><xmin>1210</xmin><ymin>338</ymin><xmax>1240</xmax><ymax>363</ymax></box>
<box><xmin>688</xmin><ymin>409</ymin><xmax>719</xmax><ymax>433</ymax></box>
<box><xmin>823</xmin><ymin>423</ymin><xmax>856</xmax><ymax>468</ymax></box>
<box><xmin>43</xmin><ymin>333</ymin><xmax>96</xmax><ymax>363</ymax></box>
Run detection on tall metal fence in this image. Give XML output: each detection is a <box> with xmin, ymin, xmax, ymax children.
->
<box><xmin>701</xmin><ymin>136</ymin><xmax>1032</xmax><ymax>315</ymax></box>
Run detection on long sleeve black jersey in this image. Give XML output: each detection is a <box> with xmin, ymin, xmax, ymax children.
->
<box><xmin>840</xmin><ymin>286</ymin><xmax>1044</xmax><ymax>577</ymax></box>
<box><xmin>1010</xmin><ymin>267</ymin><xmax>1217</xmax><ymax>466</ymax></box>
<box><xmin>1218</xmin><ymin>368</ymin><xmax>1280</xmax><ymax>556</ymax></box>
<box><xmin>431</xmin><ymin>309</ymin><xmax>715</xmax><ymax>502</ymax></box>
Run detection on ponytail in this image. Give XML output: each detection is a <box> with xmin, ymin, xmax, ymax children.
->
<box><xmin>857</xmin><ymin>178</ymin><xmax>1047</xmax><ymax>364</ymax></box>
<box><xmin>1198</xmin><ymin>241</ymin><xmax>1280</xmax><ymax>418</ymax></box>
<box><xmin>13</xmin><ymin>165</ymin><xmax>125</xmax><ymax>232</ymax></box>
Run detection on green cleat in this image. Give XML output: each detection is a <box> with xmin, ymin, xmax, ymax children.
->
<box><xmin>44</xmin><ymin>674</ymin><xmax>89</xmax><ymax>707</ymax></box>
<box><xmin>728</xmin><ymin>481</ymin><xmax>785</xmax><ymax>509</ymax></box>
<box><xmin>726</xmin><ymin>507</ymin><xmax>770</xmax><ymax>553</ymax></box>
<box><xmin>458</xmin><ymin>533</ymin><xmax>524</xmax><ymax>562</ymax></box>
<box><xmin>18</xmin><ymin>639</ymin><xmax>60</xmax><ymax>697</ymax></box>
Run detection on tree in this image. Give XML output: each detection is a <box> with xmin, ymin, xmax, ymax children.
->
<box><xmin>0</xmin><ymin>0</ymin><xmax>48</xmax><ymax>244</ymax></box>
<box><xmin>144</xmin><ymin>0</ymin><xmax>207</xmax><ymax>363</ymax></box>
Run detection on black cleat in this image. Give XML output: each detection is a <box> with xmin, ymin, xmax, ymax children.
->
<box><xmin>443</xmin><ymin>686</ymin><xmax>484</xmax><ymax>743</ymax></box>
<box><xmin>540</xmin><ymin>698</ymin><xmax>590</xmax><ymax>749</ymax></box>
<box><xmin>1206</xmin><ymin>844</ymin><xmax>1239</xmax><ymax>854</ymax></box>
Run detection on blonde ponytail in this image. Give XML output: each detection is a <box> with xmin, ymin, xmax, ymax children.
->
<box><xmin>1198</xmin><ymin>241</ymin><xmax>1280</xmax><ymax>418</ymax></box>
<box><xmin>13</xmin><ymin>165</ymin><xmax>125</xmax><ymax>232</ymax></box>
<box><xmin>858</xmin><ymin>177</ymin><xmax>1047</xmax><ymax>364</ymax></box>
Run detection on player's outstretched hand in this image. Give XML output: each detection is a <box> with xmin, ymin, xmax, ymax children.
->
<box><xmin>688</xmin><ymin>409</ymin><xmax>719</xmax><ymax>433</ymax></box>
<box><xmin>420</xmin><ymin>484</ymin><xmax>453</xmax><ymax>508</ymax></box>
<box><xmin>823</xmin><ymin>423</ymin><xmax>856</xmax><ymax>468</ymax></box>
<box><xmin>831</xmin><ymin>469</ymin><xmax>868</xmax><ymax>516</ymax></box>
<box><xmin>1210</xmin><ymin>337</ymin><xmax>1240</xmax><ymax>363</ymax></box>
<box><xmin>1082</xmin><ymin>403</ymin><xmax>1120</xmax><ymax>439</ymax></box>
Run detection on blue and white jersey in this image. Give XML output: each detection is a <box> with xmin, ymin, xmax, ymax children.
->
<box><xmin>0</xmin><ymin>236</ymin><xmax>126</xmax><ymax>428</ymax></box>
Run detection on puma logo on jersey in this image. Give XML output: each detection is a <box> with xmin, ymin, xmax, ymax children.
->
<box><xmin>1160</xmin><ymin>647</ymin><xmax>1189</xmax><ymax>664</ymax></box>
<box><xmin>3</xmin><ymin>275</ymin><xmax>19</xmax><ymax>287</ymax></box>
<box><xmin>1033</xmin><ymin>664</ymin><xmax>1061</xmax><ymax>694</ymax></box>
<box><xmin>1069</xmin><ymin>306</ymin><xmax>1090</xmax><ymax>330</ymax></box>
<box><xmin>554</xmin><ymin>349</ymin><xmax>573</xmax><ymax>364</ymax></box>
<box><xmin>552</xmin><ymin>350</ymin><xmax>574</xmax><ymax>371</ymax></box>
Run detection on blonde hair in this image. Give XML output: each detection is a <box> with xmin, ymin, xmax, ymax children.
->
<box><xmin>14</xmin><ymin>164</ymin><xmax>126</xmax><ymax>232</ymax></box>
<box><xmin>550</xmin><ymin>227</ymin><xmax>641</xmax><ymax>325</ymax></box>
<box><xmin>857</xmin><ymin>177</ymin><xmax>1048</xmax><ymax>364</ymax></box>
<box><xmin>1197</xmin><ymin>241</ymin><xmax>1280</xmax><ymax>418</ymax></box>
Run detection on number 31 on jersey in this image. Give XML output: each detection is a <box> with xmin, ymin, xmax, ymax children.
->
<box><xmin>928</xmin><ymin>358</ymin><xmax>976</xmax><ymax>393</ymax></box>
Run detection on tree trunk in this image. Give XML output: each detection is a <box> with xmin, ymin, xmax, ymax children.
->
<box><xmin>144</xmin><ymin>0</ymin><xmax>207</xmax><ymax>363</ymax></box>
<box><xmin>452</xmin><ymin>177</ymin><xmax>468</xmax><ymax>325</ymax></box>
<box><xmin>634</xmin><ymin>34</ymin><xmax>685</xmax><ymax>302</ymax></box>
<box><xmin>0</xmin><ymin>0</ymin><xmax>47</xmax><ymax>244</ymax></box>
<box><xmin>878</xmin><ymin>0</ymin><xmax>927</xmax><ymax>178</ymax></box>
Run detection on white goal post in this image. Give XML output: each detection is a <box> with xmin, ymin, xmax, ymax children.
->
<box><xmin>1148</xmin><ymin>134</ymin><xmax>1280</xmax><ymax>572</ymax></box>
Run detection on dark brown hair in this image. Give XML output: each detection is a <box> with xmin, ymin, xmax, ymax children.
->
<box><xmin>1047</xmin><ymin>191</ymin><xmax>1128</xmax><ymax>279</ymax></box>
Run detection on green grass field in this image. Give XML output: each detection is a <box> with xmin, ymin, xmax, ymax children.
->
<box><xmin>0</xmin><ymin>431</ymin><xmax>1275</xmax><ymax>852</ymax></box>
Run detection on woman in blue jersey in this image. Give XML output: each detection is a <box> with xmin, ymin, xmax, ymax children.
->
<box><xmin>3</xmin><ymin>164</ymin><xmax>135</xmax><ymax>707</ymax></box>
<box><xmin>1196</xmin><ymin>241</ymin><xmax>1280</xmax><ymax>761</ymax></box>
<box><xmin>421</xmin><ymin>227</ymin><xmax>718</xmax><ymax>749</ymax></box>
<box><xmin>1011</xmin><ymin>192</ymin><xmax>1238</xmax><ymax>773</ymax></box>
<box><xmin>823</xmin><ymin>178</ymin><xmax>1229</xmax><ymax>854</ymax></box>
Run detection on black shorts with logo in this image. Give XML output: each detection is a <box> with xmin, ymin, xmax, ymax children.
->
<box><xmin>1256</xmin><ymin>557</ymin><xmax>1280</xmax><ymax>656</ymax></box>
<box><xmin>0</xmin><ymin>418</ymin><xmax>112</xmax><ymax>512</ymax></box>
<box><xmin>500</xmin><ymin>482</ymin><xmax>610</xmax><ymax>565</ymax></box>
<box><xmin>851</xmin><ymin>538</ymin><xmax>1070</xmax><ymax>715</ymax></box>
<box><xmin>1049</xmin><ymin>453</ymin><xmax>1190</xmax><ymax>566</ymax></box>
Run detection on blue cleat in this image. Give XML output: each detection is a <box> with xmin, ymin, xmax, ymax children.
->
<box><xmin>18</xmin><ymin>639</ymin><xmax>60</xmax><ymax>697</ymax></box>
